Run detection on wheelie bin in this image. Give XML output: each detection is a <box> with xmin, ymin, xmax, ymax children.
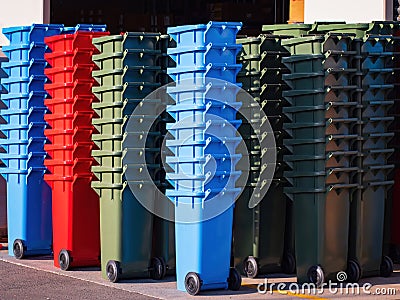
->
<box><xmin>0</xmin><ymin>53</ymin><xmax>8</xmax><ymax>241</ymax></box>
<box><xmin>309</xmin><ymin>22</ymin><xmax>396</xmax><ymax>280</ymax></box>
<box><xmin>166</xmin><ymin>22</ymin><xmax>243</xmax><ymax>295</ymax></box>
<box><xmin>233</xmin><ymin>33</ymin><xmax>296</xmax><ymax>278</ymax></box>
<box><xmin>281</xmin><ymin>34</ymin><xmax>360</xmax><ymax>285</ymax></box>
<box><xmin>43</xmin><ymin>28</ymin><xmax>108</xmax><ymax>269</ymax></box>
<box><xmin>91</xmin><ymin>32</ymin><xmax>174</xmax><ymax>282</ymax></box>
<box><xmin>0</xmin><ymin>24</ymin><xmax>64</xmax><ymax>258</ymax></box>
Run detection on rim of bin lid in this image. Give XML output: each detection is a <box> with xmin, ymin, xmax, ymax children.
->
<box><xmin>123</xmin><ymin>32</ymin><xmax>161</xmax><ymax>37</ymax></box>
<box><xmin>45</xmin><ymin>157</ymin><xmax>96</xmax><ymax>166</ymax></box>
<box><xmin>44</xmin><ymin>64</ymin><xmax>95</xmax><ymax>74</ymax></box>
<box><xmin>44</xmin><ymin>127</ymin><xmax>95</xmax><ymax>135</ymax></box>
<box><xmin>92</xmin><ymin>34</ymin><xmax>124</xmax><ymax>45</ymax></box>
<box><xmin>167</xmin><ymin>21</ymin><xmax>242</xmax><ymax>35</ymax></box>
<box><xmin>92</xmin><ymin>166</ymin><xmax>124</xmax><ymax>173</ymax></box>
<box><xmin>92</xmin><ymin>81</ymin><xmax>160</xmax><ymax>92</ymax></box>
<box><xmin>62</xmin><ymin>24</ymin><xmax>107</xmax><ymax>33</ymax></box>
<box><xmin>312</xmin><ymin>23</ymin><xmax>370</xmax><ymax>32</ymax></box>
<box><xmin>168</xmin><ymin>63</ymin><xmax>242</xmax><ymax>74</ymax></box>
<box><xmin>2</xmin><ymin>24</ymin><xmax>63</xmax><ymax>35</ymax></box>
<box><xmin>2</xmin><ymin>42</ymin><xmax>46</xmax><ymax>52</ymax></box>
<box><xmin>44</xmin><ymin>173</ymin><xmax>95</xmax><ymax>182</ymax></box>
<box><xmin>44</xmin><ymin>31</ymin><xmax>108</xmax><ymax>44</ymax></box>
<box><xmin>92</xmin><ymin>65</ymin><xmax>161</xmax><ymax>77</ymax></box>
<box><xmin>44</xmin><ymin>142</ymin><xmax>96</xmax><ymax>150</ymax></box>
<box><xmin>45</xmin><ymin>111</ymin><xmax>95</xmax><ymax>119</ymax></box>
<box><xmin>3</xmin><ymin>74</ymin><xmax>47</xmax><ymax>83</ymax></box>
<box><xmin>3</xmin><ymin>58</ymin><xmax>46</xmax><ymax>67</ymax></box>
<box><xmin>281</xmin><ymin>54</ymin><xmax>325</xmax><ymax>63</ymax></box>
<box><xmin>1</xmin><ymin>91</ymin><xmax>47</xmax><ymax>99</ymax></box>
<box><xmin>262</xmin><ymin>24</ymin><xmax>312</xmax><ymax>32</ymax></box>
<box><xmin>45</xmin><ymin>95</ymin><xmax>97</xmax><ymax>105</ymax></box>
<box><xmin>45</xmin><ymin>47</ymin><xmax>96</xmax><ymax>58</ymax></box>
<box><xmin>237</xmin><ymin>36</ymin><xmax>261</xmax><ymax>44</ymax></box>
<box><xmin>92</xmin><ymin>49</ymin><xmax>161</xmax><ymax>61</ymax></box>
<box><xmin>45</xmin><ymin>79</ymin><xmax>96</xmax><ymax>89</ymax></box>
<box><xmin>167</xmin><ymin>43</ymin><xmax>241</xmax><ymax>55</ymax></box>
<box><xmin>280</xmin><ymin>35</ymin><xmax>325</xmax><ymax>46</ymax></box>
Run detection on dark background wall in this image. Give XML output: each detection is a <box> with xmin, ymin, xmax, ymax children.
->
<box><xmin>50</xmin><ymin>0</ymin><xmax>289</xmax><ymax>35</ymax></box>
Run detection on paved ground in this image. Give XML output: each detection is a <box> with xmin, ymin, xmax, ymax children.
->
<box><xmin>1</xmin><ymin>245</ymin><xmax>400</xmax><ymax>299</ymax></box>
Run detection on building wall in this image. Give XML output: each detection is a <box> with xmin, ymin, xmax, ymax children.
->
<box><xmin>0</xmin><ymin>0</ymin><xmax>50</xmax><ymax>46</ymax></box>
<box><xmin>304</xmin><ymin>0</ymin><xmax>393</xmax><ymax>23</ymax></box>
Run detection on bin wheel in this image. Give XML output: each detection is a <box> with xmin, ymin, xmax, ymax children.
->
<box><xmin>346</xmin><ymin>259</ymin><xmax>361</xmax><ymax>282</ymax></box>
<box><xmin>58</xmin><ymin>249</ymin><xmax>71</xmax><ymax>271</ymax></box>
<box><xmin>307</xmin><ymin>265</ymin><xmax>324</xmax><ymax>287</ymax></box>
<box><xmin>185</xmin><ymin>272</ymin><xmax>202</xmax><ymax>295</ymax></box>
<box><xmin>150</xmin><ymin>257</ymin><xmax>166</xmax><ymax>280</ymax></box>
<box><xmin>228</xmin><ymin>267</ymin><xmax>242</xmax><ymax>291</ymax></box>
<box><xmin>106</xmin><ymin>260</ymin><xmax>121</xmax><ymax>283</ymax></box>
<box><xmin>281</xmin><ymin>252</ymin><xmax>296</xmax><ymax>274</ymax></box>
<box><xmin>243</xmin><ymin>256</ymin><xmax>258</xmax><ymax>278</ymax></box>
<box><xmin>13</xmin><ymin>239</ymin><xmax>25</xmax><ymax>259</ymax></box>
<box><xmin>380</xmin><ymin>256</ymin><xmax>393</xmax><ymax>277</ymax></box>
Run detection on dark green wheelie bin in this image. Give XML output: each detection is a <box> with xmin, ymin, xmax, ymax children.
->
<box><xmin>91</xmin><ymin>33</ymin><xmax>175</xmax><ymax>282</ymax></box>
<box><xmin>308</xmin><ymin>22</ymin><xmax>396</xmax><ymax>280</ymax></box>
<box><xmin>282</xmin><ymin>34</ymin><xmax>360</xmax><ymax>285</ymax></box>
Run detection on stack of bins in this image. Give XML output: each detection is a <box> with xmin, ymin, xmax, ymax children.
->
<box><xmin>0</xmin><ymin>24</ymin><xmax>63</xmax><ymax>258</ymax></box>
<box><xmin>43</xmin><ymin>27</ymin><xmax>108</xmax><ymax>270</ymax></box>
<box><xmin>234</xmin><ymin>36</ymin><xmax>264</xmax><ymax>278</ymax></box>
<box><xmin>310</xmin><ymin>22</ymin><xmax>395</xmax><ymax>279</ymax></box>
<box><xmin>91</xmin><ymin>32</ymin><xmax>172</xmax><ymax>282</ymax></box>
<box><xmin>151</xmin><ymin>34</ymin><xmax>176</xmax><ymax>276</ymax></box>
<box><xmin>0</xmin><ymin>52</ymin><xmax>8</xmax><ymax>240</ymax></box>
<box><xmin>260</xmin><ymin>24</ymin><xmax>313</xmax><ymax>276</ymax></box>
<box><xmin>390</xmin><ymin>24</ymin><xmax>400</xmax><ymax>260</ymax></box>
<box><xmin>280</xmin><ymin>33</ymin><xmax>360</xmax><ymax>285</ymax></box>
<box><xmin>233</xmin><ymin>34</ymin><xmax>294</xmax><ymax>278</ymax></box>
<box><xmin>166</xmin><ymin>22</ymin><xmax>243</xmax><ymax>295</ymax></box>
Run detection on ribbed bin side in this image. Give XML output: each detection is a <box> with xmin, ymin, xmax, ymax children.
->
<box><xmin>233</xmin><ymin>34</ymin><xmax>293</xmax><ymax>277</ymax></box>
<box><xmin>42</xmin><ymin>28</ymin><xmax>109</xmax><ymax>270</ymax></box>
<box><xmin>92</xmin><ymin>32</ymin><xmax>175</xmax><ymax>282</ymax></box>
<box><xmin>281</xmin><ymin>33</ymin><xmax>360</xmax><ymax>284</ymax></box>
<box><xmin>166</xmin><ymin>22</ymin><xmax>244</xmax><ymax>295</ymax></box>
<box><xmin>0</xmin><ymin>24</ymin><xmax>66</xmax><ymax>258</ymax></box>
<box><xmin>0</xmin><ymin>51</ymin><xmax>8</xmax><ymax>240</ymax></box>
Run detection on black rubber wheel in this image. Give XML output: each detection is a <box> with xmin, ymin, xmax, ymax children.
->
<box><xmin>228</xmin><ymin>267</ymin><xmax>242</xmax><ymax>291</ymax></box>
<box><xmin>13</xmin><ymin>239</ymin><xmax>25</xmax><ymax>259</ymax></box>
<box><xmin>346</xmin><ymin>259</ymin><xmax>361</xmax><ymax>282</ymax></box>
<box><xmin>380</xmin><ymin>255</ymin><xmax>393</xmax><ymax>277</ymax></box>
<box><xmin>106</xmin><ymin>260</ymin><xmax>121</xmax><ymax>283</ymax></box>
<box><xmin>150</xmin><ymin>257</ymin><xmax>167</xmax><ymax>280</ymax></box>
<box><xmin>281</xmin><ymin>252</ymin><xmax>296</xmax><ymax>274</ymax></box>
<box><xmin>243</xmin><ymin>256</ymin><xmax>258</xmax><ymax>278</ymax></box>
<box><xmin>307</xmin><ymin>265</ymin><xmax>325</xmax><ymax>287</ymax></box>
<box><xmin>185</xmin><ymin>272</ymin><xmax>201</xmax><ymax>296</ymax></box>
<box><xmin>58</xmin><ymin>249</ymin><xmax>71</xmax><ymax>271</ymax></box>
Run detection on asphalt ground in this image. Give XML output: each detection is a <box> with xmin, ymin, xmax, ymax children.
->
<box><xmin>1</xmin><ymin>246</ymin><xmax>400</xmax><ymax>299</ymax></box>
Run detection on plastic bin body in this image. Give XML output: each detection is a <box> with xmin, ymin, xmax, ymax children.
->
<box><xmin>49</xmin><ymin>177</ymin><xmax>100</xmax><ymax>268</ymax></box>
<box><xmin>99</xmin><ymin>185</ymin><xmax>154</xmax><ymax>279</ymax></box>
<box><xmin>233</xmin><ymin>35</ymin><xmax>291</xmax><ymax>277</ymax></box>
<box><xmin>43</xmin><ymin>29</ymin><xmax>108</xmax><ymax>268</ymax></box>
<box><xmin>91</xmin><ymin>32</ymin><xmax>175</xmax><ymax>280</ymax></box>
<box><xmin>1</xmin><ymin>24</ymin><xmax>64</xmax><ymax>257</ymax></box>
<box><xmin>166</xmin><ymin>22</ymin><xmax>242</xmax><ymax>294</ymax></box>
<box><xmin>6</xmin><ymin>171</ymin><xmax>52</xmax><ymax>256</ymax></box>
<box><xmin>0</xmin><ymin>176</ymin><xmax>6</xmax><ymax>239</ymax></box>
<box><xmin>281</xmin><ymin>34</ymin><xmax>358</xmax><ymax>283</ymax></box>
<box><xmin>175</xmin><ymin>206</ymin><xmax>233</xmax><ymax>291</ymax></box>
